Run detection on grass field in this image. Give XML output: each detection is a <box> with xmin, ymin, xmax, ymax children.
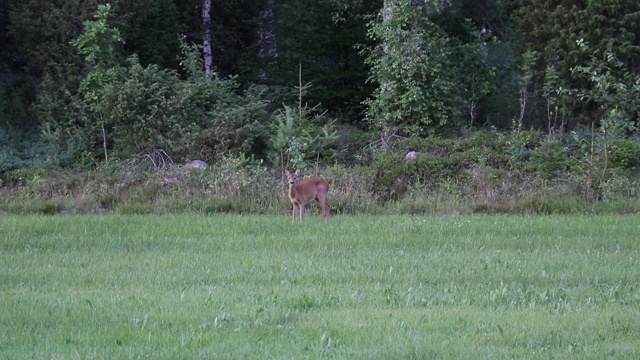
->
<box><xmin>1</xmin><ymin>214</ymin><xmax>639</xmax><ymax>359</ymax></box>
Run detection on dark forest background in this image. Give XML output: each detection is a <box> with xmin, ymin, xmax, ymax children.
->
<box><xmin>1</xmin><ymin>0</ymin><xmax>639</xmax><ymax>215</ymax></box>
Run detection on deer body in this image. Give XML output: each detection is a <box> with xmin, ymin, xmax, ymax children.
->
<box><xmin>286</xmin><ymin>170</ymin><xmax>330</xmax><ymax>224</ymax></box>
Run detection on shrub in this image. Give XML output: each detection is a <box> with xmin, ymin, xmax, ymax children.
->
<box><xmin>1</xmin><ymin>128</ymin><xmax>639</xmax><ymax>216</ymax></box>
<box><xmin>609</xmin><ymin>138</ymin><xmax>640</xmax><ymax>172</ymax></box>
<box><xmin>530</xmin><ymin>139</ymin><xmax>570</xmax><ymax>179</ymax></box>
<box><xmin>323</xmin><ymin>164</ymin><xmax>377</xmax><ymax>214</ymax></box>
<box><xmin>369</xmin><ymin>152</ymin><xmax>408</xmax><ymax>203</ymax></box>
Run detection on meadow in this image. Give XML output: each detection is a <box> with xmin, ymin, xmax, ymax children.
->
<box><xmin>1</xmin><ymin>214</ymin><xmax>639</xmax><ymax>359</ymax></box>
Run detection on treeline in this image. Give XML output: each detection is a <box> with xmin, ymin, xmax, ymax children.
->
<box><xmin>0</xmin><ymin>0</ymin><xmax>639</xmax><ymax>172</ymax></box>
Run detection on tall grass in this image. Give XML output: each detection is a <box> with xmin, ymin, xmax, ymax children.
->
<box><xmin>1</xmin><ymin>214</ymin><xmax>638</xmax><ymax>358</ymax></box>
<box><xmin>2</xmin><ymin>163</ymin><xmax>639</xmax><ymax>216</ymax></box>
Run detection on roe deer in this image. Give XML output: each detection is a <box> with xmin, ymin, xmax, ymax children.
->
<box><xmin>285</xmin><ymin>169</ymin><xmax>330</xmax><ymax>224</ymax></box>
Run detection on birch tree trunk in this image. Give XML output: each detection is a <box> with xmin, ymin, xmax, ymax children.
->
<box><xmin>380</xmin><ymin>0</ymin><xmax>395</xmax><ymax>97</ymax></box>
<box><xmin>257</xmin><ymin>0</ymin><xmax>278</xmax><ymax>80</ymax></box>
<box><xmin>202</xmin><ymin>0</ymin><xmax>213</xmax><ymax>77</ymax></box>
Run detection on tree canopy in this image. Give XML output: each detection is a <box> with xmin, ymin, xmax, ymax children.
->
<box><xmin>1</xmin><ymin>0</ymin><xmax>639</xmax><ymax>169</ymax></box>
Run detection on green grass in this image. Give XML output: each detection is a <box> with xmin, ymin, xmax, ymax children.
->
<box><xmin>1</xmin><ymin>214</ymin><xmax>639</xmax><ymax>359</ymax></box>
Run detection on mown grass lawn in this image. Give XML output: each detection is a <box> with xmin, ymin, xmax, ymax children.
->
<box><xmin>1</xmin><ymin>214</ymin><xmax>639</xmax><ymax>359</ymax></box>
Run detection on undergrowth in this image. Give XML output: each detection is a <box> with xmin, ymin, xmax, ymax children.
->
<box><xmin>1</xmin><ymin>129</ymin><xmax>639</xmax><ymax>215</ymax></box>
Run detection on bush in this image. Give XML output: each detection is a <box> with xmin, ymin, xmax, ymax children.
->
<box><xmin>609</xmin><ymin>138</ymin><xmax>640</xmax><ymax>172</ymax></box>
<box><xmin>530</xmin><ymin>139</ymin><xmax>570</xmax><ymax>179</ymax></box>
<box><xmin>1</xmin><ymin>128</ymin><xmax>639</xmax><ymax>216</ymax></box>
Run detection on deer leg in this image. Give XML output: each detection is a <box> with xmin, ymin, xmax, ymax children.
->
<box><xmin>291</xmin><ymin>204</ymin><xmax>298</xmax><ymax>224</ymax></box>
<box><xmin>299</xmin><ymin>204</ymin><xmax>305</xmax><ymax>224</ymax></box>
<box><xmin>317</xmin><ymin>194</ymin><xmax>329</xmax><ymax>222</ymax></box>
<box><xmin>323</xmin><ymin>201</ymin><xmax>330</xmax><ymax>220</ymax></box>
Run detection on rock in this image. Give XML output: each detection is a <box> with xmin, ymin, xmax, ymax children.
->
<box><xmin>404</xmin><ymin>151</ymin><xmax>419</xmax><ymax>161</ymax></box>
<box><xmin>184</xmin><ymin>160</ymin><xmax>208</xmax><ymax>169</ymax></box>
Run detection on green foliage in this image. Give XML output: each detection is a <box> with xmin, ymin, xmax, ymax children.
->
<box><xmin>0</xmin><ymin>130</ymin><xmax>23</xmax><ymax>172</ymax></box>
<box><xmin>205</xmin><ymin>155</ymin><xmax>273</xmax><ymax>207</ymax></box>
<box><xmin>8</xmin><ymin>0</ymin><xmax>101</xmax><ymax>77</ymax></box>
<box><xmin>450</xmin><ymin>22</ymin><xmax>500</xmax><ymax>127</ymax></box>
<box><xmin>505</xmin><ymin>0</ymin><xmax>640</xmax><ymax>128</ymax></box>
<box><xmin>565</xmin><ymin>122</ymin><xmax>639</xmax><ymax>201</ymax></box>
<box><xmin>7</xmin><ymin>0</ymin><xmax>105</xmax><ymax>167</ymax></box>
<box><xmin>3</xmin><ymin>125</ymin><xmax>640</xmax><ymax>216</ymax></box>
<box><xmin>164</xmin><ymin>42</ymin><xmax>270</xmax><ymax>162</ymax></box>
<box><xmin>0</xmin><ymin>75</ymin><xmax>34</xmax><ymax>132</ymax></box>
<box><xmin>572</xmin><ymin>39</ymin><xmax>640</xmax><ymax>132</ymax></box>
<box><xmin>4</xmin><ymin>0</ymin><xmax>640</xmax><ymax>169</ymax></box>
<box><xmin>206</xmin><ymin>0</ymin><xmax>268</xmax><ymax>77</ymax></box>
<box><xmin>369</xmin><ymin>131</ymin><xmax>513</xmax><ymax>203</ymax></box>
<box><xmin>181</xmin><ymin>95</ymin><xmax>269</xmax><ymax>163</ymax></box>
<box><xmin>369</xmin><ymin>151</ymin><xmax>407</xmax><ymax>202</ymax></box>
<box><xmin>0</xmin><ymin>129</ymin><xmax>80</xmax><ymax>172</ymax></box>
<box><xmin>69</xmin><ymin>9</ymin><xmax>271</xmax><ymax>164</ymax></box>
<box><xmin>70</xmin><ymin>3</ymin><xmax>125</xmax><ymax>164</ymax></box>
<box><xmin>530</xmin><ymin>139</ymin><xmax>570</xmax><ymax>179</ymax></box>
<box><xmin>121</xmin><ymin>0</ymin><xmax>182</xmax><ymax>69</ymax></box>
<box><xmin>103</xmin><ymin>58</ymin><xmax>185</xmax><ymax>157</ymax></box>
<box><xmin>271</xmin><ymin>105</ymin><xmax>338</xmax><ymax>170</ymax></box>
<box><xmin>261</xmin><ymin>0</ymin><xmax>376</xmax><ymax>114</ymax></box>
<box><xmin>568</xmin><ymin>38</ymin><xmax>640</xmax><ymax>174</ymax></box>
<box><xmin>270</xmin><ymin>78</ymin><xmax>338</xmax><ymax>170</ymax></box>
<box><xmin>364</xmin><ymin>127</ymin><xmax>640</xmax><ymax>210</ymax></box>
<box><xmin>4</xmin><ymin>0</ymin><xmax>640</xmax><ymax>214</ymax></box>
<box><xmin>363</xmin><ymin>0</ymin><xmax>461</xmax><ymax>136</ymax></box>
<box><xmin>609</xmin><ymin>138</ymin><xmax>640</xmax><ymax>172</ymax></box>
<box><xmin>73</xmin><ymin>4</ymin><xmax>122</xmax><ymax>66</ymax></box>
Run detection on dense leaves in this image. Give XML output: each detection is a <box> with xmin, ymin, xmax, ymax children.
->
<box><xmin>503</xmin><ymin>0</ymin><xmax>640</xmax><ymax>128</ymax></box>
<box><xmin>364</xmin><ymin>0</ymin><xmax>460</xmax><ymax>136</ymax></box>
<box><xmin>0</xmin><ymin>0</ymin><xmax>638</xmax><ymax>172</ymax></box>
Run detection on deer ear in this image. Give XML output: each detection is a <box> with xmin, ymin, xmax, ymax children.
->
<box><xmin>294</xmin><ymin>169</ymin><xmax>301</xmax><ymax>175</ymax></box>
<box><xmin>285</xmin><ymin>170</ymin><xmax>291</xmax><ymax>175</ymax></box>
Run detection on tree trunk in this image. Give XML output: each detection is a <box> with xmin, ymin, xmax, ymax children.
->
<box><xmin>379</xmin><ymin>0</ymin><xmax>396</xmax><ymax>101</ymax></box>
<box><xmin>202</xmin><ymin>0</ymin><xmax>213</xmax><ymax>77</ymax></box>
<box><xmin>102</xmin><ymin>124</ymin><xmax>109</xmax><ymax>166</ymax></box>
<box><xmin>257</xmin><ymin>0</ymin><xmax>278</xmax><ymax>80</ymax></box>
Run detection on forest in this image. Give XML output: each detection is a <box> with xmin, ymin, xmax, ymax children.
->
<box><xmin>1</xmin><ymin>0</ymin><xmax>639</xmax><ymax>214</ymax></box>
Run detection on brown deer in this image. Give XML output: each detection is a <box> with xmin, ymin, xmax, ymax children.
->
<box><xmin>285</xmin><ymin>169</ymin><xmax>330</xmax><ymax>224</ymax></box>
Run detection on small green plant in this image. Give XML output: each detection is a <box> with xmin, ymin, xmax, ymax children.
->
<box><xmin>72</xmin><ymin>3</ymin><xmax>124</xmax><ymax>165</ymax></box>
<box><xmin>98</xmin><ymin>193</ymin><xmax>118</xmax><ymax>209</ymax></box>
<box><xmin>271</xmin><ymin>65</ymin><xmax>338</xmax><ymax>171</ymax></box>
